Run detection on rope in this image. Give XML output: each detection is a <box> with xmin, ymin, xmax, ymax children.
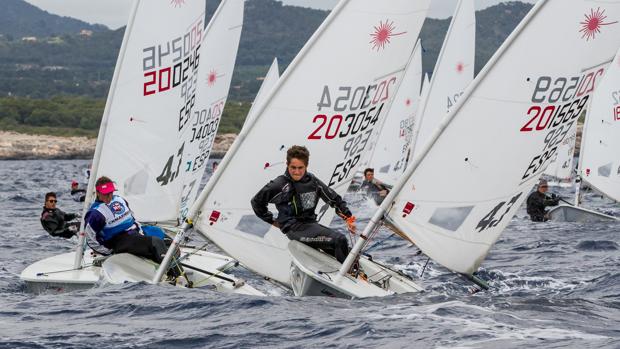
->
<box><xmin>36</xmin><ymin>264</ymin><xmax>94</xmax><ymax>276</ymax></box>
<box><xmin>420</xmin><ymin>257</ymin><xmax>430</xmax><ymax>277</ymax></box>
<box><xmin>191</xmin><ymin>262</ymin><xmax>238</xmax><ymax>288</ymax></box>
<box><xmin>364</xmin><ymin>232</ymin><xmax>395</xmax><ymax>253</ymax></box>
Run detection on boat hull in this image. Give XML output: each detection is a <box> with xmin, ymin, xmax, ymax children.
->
<box><xmin>548</xmin><ymin>204</ymin><xmax>618</xmax><ymax>222</ymax></box>
<box><xmin>288</xmin><ymin>241</ymin><xmax>423</xmax><ymax>298</ymax></box>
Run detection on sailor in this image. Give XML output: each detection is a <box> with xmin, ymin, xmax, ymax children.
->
<box><xmin>251</xmin><ymin>145</ymin><xmax>356</xmax><ymax>263</ymax></box>
<box><xmin>84</xmin><ymin>176</ymin><xmax>168</xmax><ymax>263</ymax></box>
<box><xmin>359</xmin><ymin>168</ymin><xmax>391</xmax><ymax>205</ymax></box>
<box><xmin>526</xmin><ymin>179</ymin><xmax>560</xmax><ymax>222</ymax></box>
<box><xmin>40</xmin><ymin>192</ymin><xmax>80</xmax><ymax>238</ymax></box>
<box><xmin>70</xmin><ymin>180</ymin><xmax>86</xmax><ymax>202</ymax></box>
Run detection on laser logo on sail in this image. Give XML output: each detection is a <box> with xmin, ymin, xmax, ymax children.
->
<box><xmin>579</xmin><ymin>8</ymin><xmax>618</xmax><ymax>41</ymax></box>
<box><xmin>370</xmin><ymin>20</ymin><xmax>406</xmax><ymax>51</ymax></box>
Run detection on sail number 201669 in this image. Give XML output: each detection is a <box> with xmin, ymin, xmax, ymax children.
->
<box><xmin>520</xmin><ymin>68</ymin><xmax>603</xmax><ymax>181</ymax></box>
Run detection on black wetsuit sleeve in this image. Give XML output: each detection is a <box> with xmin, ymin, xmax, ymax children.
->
<box><xmin>40</xmin><ymin>212</ymin><xmax>60</xmax><ymax>234</ymax></box>
<box><xmin>251</xmin><ymin>180</ymin><xmax>281</xmax><ymax>224</ymax></box>
<box><xmin>315</xmin><ymin>177</ymin><xmax>352</xmax><ymax>218</ymax></box>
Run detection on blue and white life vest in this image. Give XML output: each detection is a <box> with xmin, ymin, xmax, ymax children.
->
<box><xmin>90</xmin><ymin>195</ymin><xmax>136</xmax><ymax>242</ymax></box>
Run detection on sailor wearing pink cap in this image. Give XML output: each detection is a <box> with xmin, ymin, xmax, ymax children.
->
<box><xmin>84</xmin><ymin>176</ymin><xmax>167</xmax><ymax>262</ymax></box>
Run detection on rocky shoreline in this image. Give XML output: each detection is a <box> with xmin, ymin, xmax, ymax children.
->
<box><xmin>0</xmin><ymin>125</ymin><xmax>583</xmax><ymax>160</ymax></box>
<box><xmin>0</xmin><ymin>131</ymin><xmax>238</xmax><ymax>160</ymax></box>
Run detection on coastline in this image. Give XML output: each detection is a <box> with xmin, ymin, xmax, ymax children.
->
<box><xmin>0</xmin><ymin>131</ymin><xmax>237</xmax><ymax>160</ymax></box>
<box><xmin>1</xmin><ymin>125</ymin><xmax>582</xmax><ymax>160</ymax></box>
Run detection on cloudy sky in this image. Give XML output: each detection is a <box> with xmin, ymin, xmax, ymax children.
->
<box><xmin>24</xmin><ymin>0</ymin><xmax>538</xmax><ymax>29</ymax></box>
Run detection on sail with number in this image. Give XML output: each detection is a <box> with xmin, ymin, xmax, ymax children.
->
<box><xmin>411</xmin><ymin>0</ymin><xmax>475</xmax><ymax>159</ymax></box>
<box><xmin>89</xmin><ymin>0</ymin><xmax>242</xmax><ymax>223</ymax></box>
<box><xmin>192</xmin><ymin>0</ymin><xmax>430</xmax><ymax>285</ymax></box>
<box><xmin>241</xmin><ymin>58</ymin><xmax>280</xmax><ymax>131</ymax></box>
<box><xmin>384</xmin><ymin>0</ymin><xmax>620</xmax><ymax>275</ymax></box>
<box><xmin>577</xmin><ymin>46</ymin><xmax>620</xmax><ymax>202</ymax></box>
<box><xmin>178</xmin><ymin>0</ymin><xmax>244</xmax><ymax>219</ymax></box>
<box><xmin>543</xmin><ymin>125</ymin><xmax>577</xmax><ymax>182</ymax></box>
<box><xmin>365</xmin><ymin>40</ymin><xmax>423</xmax><ymax>186</ymax></box>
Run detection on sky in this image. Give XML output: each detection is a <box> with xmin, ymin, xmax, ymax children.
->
<box><xmin>23</xmin><ymin>0</ymin><xmax>538</xmax><ymax>30</ymax></box>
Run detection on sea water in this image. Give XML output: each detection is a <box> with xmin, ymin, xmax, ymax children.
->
<box><xmin>0</xmin><ymin>160</ymin><xmax>618</xmax><ymax>348</ymax></box>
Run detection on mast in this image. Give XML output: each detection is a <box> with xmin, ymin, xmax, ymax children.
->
<box><xmin>73</xmin><ymin>0</ymin><xmax>141</xmax><ymax>269</ymax></box>
<box><xmin>337</xmin><ymin>0</ymin><xmax>548</xmax><ymax>278</ymax></box>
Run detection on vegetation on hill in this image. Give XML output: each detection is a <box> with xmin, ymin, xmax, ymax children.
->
<box><xmin>0</xmin><ymin>0</ymin><xmax>534</xmax><ymax>137</ymax></box>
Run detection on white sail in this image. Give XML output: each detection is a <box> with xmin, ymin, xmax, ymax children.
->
<box><xmin>365</xmin><ymin>40</ymin><xmax>423</xmax><ymax>186</ymax></box>
<box><xmin>578</xmin><ymin>46</ymin><xmax>620</xmax><ymax>202</ymax></box>
<box><xmin>91</xmin><ymin>0</ymin><xmax>242</xmax><ymax>223</ymax></box>
<box><xmin>411</xmin><ymin>0</ymin><xmax>475</xmax><ymax>159</ymax></box>
<box><xmin>385</xmin><ymin>0</ymin><xmax>620</xmax><ymax>275</ymax></box>
<box><xmin>178</xmin><ymin>0</ymin><xmax>244</xmax><ymax>219</ymax></box>
<box><xmin>193</xmin><ymin>0</ymin><xmax>430</xmax><ymax>285</ymax></box>
<box><xmin>543</xmin><ymin>124</ymin><xmax>577</xmax><ymax>181</ymax></box>
<box><xmin>241</xmin><ymin>58</ymin><xmax>280</xmax><ymax>130</ymax></box>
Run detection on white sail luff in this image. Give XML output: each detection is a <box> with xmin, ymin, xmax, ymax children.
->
<box><xmin>74</xmin><ymin>0</ymin><xmax>141</xmax><ymax>269</ymax></box>
<box><xmin>578</xmin><ymin>47</ymin><xmax>620</xmax><ymax>202</ymax></box>
<box><xmin>411</xmin><ymin>0</ymin><xmax>475</xmax><ymax>159</ymax></box>
<box><xmin>365</xmin><ymin>40</ymin><xmax>423</xmax><ymax>186</ymax></box>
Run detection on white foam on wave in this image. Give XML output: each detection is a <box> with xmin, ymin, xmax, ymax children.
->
<box><xmin>366</xmin><ymin>300</ymin><xmax>610</xmax><ymax>347</ymax></box>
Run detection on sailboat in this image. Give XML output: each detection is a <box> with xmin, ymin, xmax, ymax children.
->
<box><xmin>548</xmin><ymin>46</ymin><xmax>620</xmax><ymax>222</ymax></box>
<box><xmin>153</xmin><ymin>0</ymin><xmax>431</xmax><ymax>297</ymax></box>
<box><xmin>21</xmin><ymin>0</ymin><xmax>261</xmax><ymax>295</ymax></box>
<box><xmin>289</xmin><ymin>0</ymin><xmax>620</xmax><ymax>297</ymax></box>
<box><xmin>364</xmin><ymin>0</ymin><xmax>475</xmax><ymax>190</ymax></box>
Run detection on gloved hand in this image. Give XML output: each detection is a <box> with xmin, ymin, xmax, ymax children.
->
<box><xmin>345</xmin><ymin>215</ymin><xmax>357</xmax><ymax>234</ymax></box>
<box><xmin>551</xmin><ymin>193</ymin><xmax>558</xmax><ymax>199</ymax></box>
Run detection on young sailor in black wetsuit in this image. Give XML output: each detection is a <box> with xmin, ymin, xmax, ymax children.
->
<box><xmin>40</xmin><ymin>192</ymin><xmax>80</xmax><ymax>238</ymax></box>
<box><xmin>251</xmin><ymin>145</ymin><xmax>356</xmax><ymax>263</ymax></box>
<box><xmin>526</xmin><ymin>179</ymin><xmax>560</xmax><ymax>222</ymax></box>
<box><xmin>359</xmin><ymin>168</ymin><xmax>391</xmax><ymax>205</ymax></box>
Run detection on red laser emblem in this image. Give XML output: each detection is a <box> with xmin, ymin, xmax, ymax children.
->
<box><xmin>370</xmin><ymin>20</ymin><xmax>406</xmax><ymax>51</ymax></box>
<box><xmin>579</xmin><ymin>8</ymin><xmax>618</xmax><ymax>41</ymax></box>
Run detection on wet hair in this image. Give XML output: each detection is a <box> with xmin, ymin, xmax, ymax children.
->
<box><xmin>364</xmin><ymin>168</ymin><xmax>374</xmax><ymax>176</ymax></box>
<box><xmin>286</xmin><ymin>145</ymin><xmax>310</xmax><ymax>166</ymax></box>
<box><xmin>45</xmin><ymin>192</ymin><xmax>56</xmax><ymax>202</ymax></box>
<box><xmin>95</xmin><ymin>176</ymin><xmax>113</xmax><ymax>188</ymax></box>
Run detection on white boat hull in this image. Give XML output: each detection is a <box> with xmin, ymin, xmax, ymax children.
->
<box><xmin>20</xmin><ymin>251</ymin><xmax>101</xmax><ymax>293</ymax></box>
<box><xmin>102</xmin><ymin>253</ymin><xmax>263</xmax><ymax>296</ymax></box>
<box><xmin>288</xmin><ymin>241</ymin><xmax>423</xmax><ymax>299</ymax></box>
<box><xmin>20</xmin><ymin>247</ymin><xmax>263</xmax><ymax>296</ymax></box>
<box><xmin>548</xmin><ymin>204</ymin><xmax>618</xmax><ymax>222</ymax></box>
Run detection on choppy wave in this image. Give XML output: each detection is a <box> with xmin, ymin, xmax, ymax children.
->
<box><xmin>0</xmin><ymin>160</ymin><xmax>618</xmax><ymax>349</ymax></box>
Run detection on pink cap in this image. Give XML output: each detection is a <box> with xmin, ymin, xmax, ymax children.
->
<box><xmin>96</xmin><ymin>182</ymin><xmax>116</xmax><ymax>194</ymax></box>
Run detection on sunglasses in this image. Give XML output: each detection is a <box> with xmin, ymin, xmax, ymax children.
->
<box><xmin>47</xmin><ymin>199</ymin><xmax>57</xmax><ymax>203</ymax></box>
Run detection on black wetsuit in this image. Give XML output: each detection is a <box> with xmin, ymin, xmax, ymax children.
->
<box><xmin>360</xmin><ymin>179</ymin><xmax>391</xmax><ymax>205</ymax></box>
<box><xmin>40</xmin><ymin>207</ymin><xmax>79</xmax><ymax>238</ymax></box>
<box><xmin>526</xmin><ymin>191</ymin><xmax>560</xmax><ymax>222</ymax></box>
<box><xmin>251</xmin><ymin>171</ymin><xmax>352</xmax><ymax>263</ymax></box>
